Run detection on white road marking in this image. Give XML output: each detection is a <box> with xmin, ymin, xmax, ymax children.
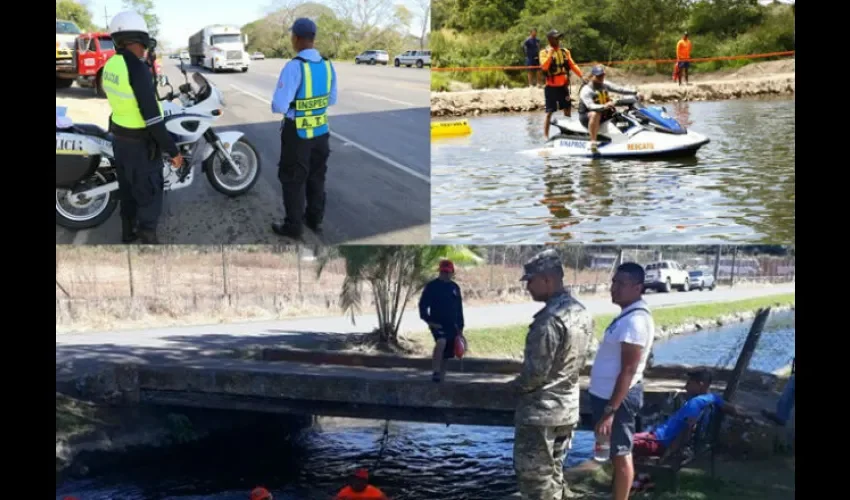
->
<box><xmin>228</xmin><ymin>84</ymin><xmax>430</xmax><ymax>184</ymax></box>
<box><xmin>351</xmin><ymin>91</ymin><xmax>418</xmax><ymax>107</ymax></box>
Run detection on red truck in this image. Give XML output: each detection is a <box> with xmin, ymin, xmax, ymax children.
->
<box><xmin>56</xmin><ymin>31</ymin><xmax>162</xmax><ymax>97</ymax></box>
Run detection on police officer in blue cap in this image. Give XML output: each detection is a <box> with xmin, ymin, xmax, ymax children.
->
<box><xmin>270</xmin><ymin>17</ymin><xmax>338</xmax><ymax>239</ymax></box>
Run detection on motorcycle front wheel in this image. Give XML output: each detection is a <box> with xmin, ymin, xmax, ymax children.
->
<box><xmin>55</xmin><ymin>172</ymin><xmax>118</xmax><ymax>229</ymax></box>
<box><xmin>204</xmin><ymin>137</ymin><xmax>261</xmax><ymax>197</ymax></box>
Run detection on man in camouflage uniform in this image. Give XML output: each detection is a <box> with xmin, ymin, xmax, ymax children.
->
<box><xmin>512</xmin><ymin>249</ymin><xmax>595</xmax><ymax>500</ymax></box>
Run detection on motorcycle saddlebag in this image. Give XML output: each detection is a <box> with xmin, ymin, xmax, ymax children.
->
<box><xmin>56</xmin><ymin>131</ymin><xmax>102</xmax><ymax>188</ymax></box>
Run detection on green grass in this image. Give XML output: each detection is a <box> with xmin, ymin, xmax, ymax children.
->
<box><xmin>461</xmin><ymin>293</ymin><xmax>795</xmax><ymax>358</ymax></box>
<box><xmin>571</xmin><ymin>455</ymin><xmax>795</xmax><ymax>499</ymax></box>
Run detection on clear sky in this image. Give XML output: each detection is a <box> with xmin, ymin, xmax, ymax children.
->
<box><xmin>84</xmin><ymin>0</ymin><xmax>429</xmax><ymax>50</ymax></box>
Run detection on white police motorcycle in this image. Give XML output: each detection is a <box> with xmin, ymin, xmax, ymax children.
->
<box><xmin>55</xmin><ymin>61</ymin><xmax>261</xmax><ymax>229</ymax></box>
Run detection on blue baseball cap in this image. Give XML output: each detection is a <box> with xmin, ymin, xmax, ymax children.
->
<box><xmin>591</xmin><ymin>65</ymin><xmax>606</xmax><ymax>76</ymax></box>
<box><xmin>291</xmin><ymin>18</ymin><xmax>317</xmax><ymax>38</ymax></box>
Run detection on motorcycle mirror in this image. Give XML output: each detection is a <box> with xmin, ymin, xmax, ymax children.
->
<box><xmin>180</xmin><ymin>60</ymin><xmax>187</xmax><ymax>76</ymax></box>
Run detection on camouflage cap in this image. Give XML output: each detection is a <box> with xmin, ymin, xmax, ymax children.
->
<box><xmin>520</xmin><ymin>249</ymin><xmax>563</xmax><ymax>281</ymax></box>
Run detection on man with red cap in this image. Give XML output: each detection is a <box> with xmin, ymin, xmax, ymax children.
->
<box><xmin>418</xmin><ymin>259</ymin><xmax>465</xmax><ymax>382</ymax></box>
<box><xmin>334</xmin><ymin>468</ymin><xmax>389</xmax><ymax>499</ymax></box>
<box><xmin>250</xmin><ymin>486</ymin><xmax>273</xmax><ymax>500</ymax></box>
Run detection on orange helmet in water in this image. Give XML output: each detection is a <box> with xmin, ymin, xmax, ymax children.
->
<box><xmin>250</xmin><ymin>486</ymin><xmax>273</xmax><ymax>500</ymax></box>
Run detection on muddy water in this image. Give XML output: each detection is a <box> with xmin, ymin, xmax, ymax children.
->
<box><xmin>57</xmin><ymin>312</ymin><xmax>794</xmax><ymax>499</ymax></box>
<box><xmin>431</xmin><ymin>97</ymin><xmax>795</xmax><ymax>244</ymax></box>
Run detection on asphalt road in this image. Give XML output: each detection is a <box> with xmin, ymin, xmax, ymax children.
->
<box><xmin>55</xmin><ymin>59</ymin><xmax>431</xmax><ymax>245</ymax></box>
<box><xmin>56</xmin><ymin>283</ymin><xmax>794</xmax><ymax>357</ymax></box>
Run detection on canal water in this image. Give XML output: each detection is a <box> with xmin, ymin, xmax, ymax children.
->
<box><xmin>57</xmin><ymin>311</ymin><xmax>794</xmax><ymax>499</ymax></box>
<box><xmin>431</xmin><ymin>97</ymin><xmax>795</xmax><ymax>245</ymax></box>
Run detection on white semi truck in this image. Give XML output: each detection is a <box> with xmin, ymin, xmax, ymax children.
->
<box><xmin>188</xmin><ymin>25</ymin><xmax>249</xmax><ymax>73</ymax></box>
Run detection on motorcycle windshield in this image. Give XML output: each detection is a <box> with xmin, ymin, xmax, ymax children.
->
<box><xmin>192</xmin><ymin>72</ymin><xmax>210</xmax><ymax>90</ymax></box>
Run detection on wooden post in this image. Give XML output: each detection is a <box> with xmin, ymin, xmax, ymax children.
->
<box><xmin>723</xmin><ymin>307</ymin><xmax>771</xmax><ymax>403</ymax></box>
<box><xmin>221</xmin><ymin>245</ymin><xmax>230</xmax><ymax>304</ymax></box>
<box><xmin>296</xmin><ymin>244</ymin><xmax>303</xmax><ymax>300</ymax></box>
<box><xmin>489</xmin><ymin>246</ymin><xmax>494</xmax><ymax>290</ymax></box>
<box><xmin>713</xmin><ymin>246</ymin><xmax>721</xmax><ymax>283</ymax></box>
<box><xmin>730</xmin><ymin>246</ymin><xmax>738</xmax><ymax>287</ymax></box>
<box><xmin>127</xmin><ymin>246</ymin><xmax>135</xmax><ymax>297</ymax></box>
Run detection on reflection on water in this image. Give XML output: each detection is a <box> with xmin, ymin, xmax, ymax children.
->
<box><xmin>58</xmin><ymin>313</ymin><xmax>795</xmax><ymax>499</ymax></box>
<box><xmin>432</xmin><ymin>98</ymin><xmax>795</xmax><ymax>244</ymax></box>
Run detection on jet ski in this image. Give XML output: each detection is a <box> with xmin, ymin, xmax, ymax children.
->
<box><xmin>523</xmin><ymin>96</ymin><xmax>710</xmax><ymax>159</ymax></box>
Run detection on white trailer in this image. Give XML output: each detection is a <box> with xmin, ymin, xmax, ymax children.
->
<box><xmin>188</xmin><ymin>25</ymin><xmax>250</xmax><ymax>73</ymax></box>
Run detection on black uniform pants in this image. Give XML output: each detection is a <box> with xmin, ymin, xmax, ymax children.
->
<box><xmin>278</xmin><ymin>118</ymin><xmax>330</xmax><ymax>229</ymax></box>
<box><xmin>113</xmin><ymin>136</ymin><xmax>164</xmax><ymax>231</ymax></box>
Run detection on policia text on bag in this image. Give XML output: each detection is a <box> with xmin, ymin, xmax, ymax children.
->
<box><xmin>100</xmin><ymin>11</ymin><xmax>184</xmax><ymax>244</ymax></box>
<box><xmin>270</xmin><ymin>18</ymin><xmax>338</xmax><ymax>240</ymax></box>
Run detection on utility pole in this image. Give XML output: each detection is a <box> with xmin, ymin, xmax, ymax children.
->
<box><xmin>104</xmin><ymin>7</ymin><xmax>109</xmax><ymax>30</ymax></box>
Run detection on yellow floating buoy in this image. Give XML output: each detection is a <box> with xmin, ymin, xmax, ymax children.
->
<box><xmin>431</xmin><ymin>119</ymin><xmax>472</xmax><ymax>138</ymax></box>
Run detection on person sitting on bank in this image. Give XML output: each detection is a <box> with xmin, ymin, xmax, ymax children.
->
<box><xmin>250</xmin><ymin>486</ymin><xmax>273</xmax><ymax>500</ymax></box>
<box><xmin>334</xmin><ymin>468</ymin><xmax>389</xmax><ymax>499</ymax></box>
<box><xmin>577</xmin><ymin>65</ymin><xmax>641</xmax><ymax>153</ymax></box>
<box><xmin>629</xmin><ymin>369</ymin><xmax>753</xmax><ymax>459</ymax></box>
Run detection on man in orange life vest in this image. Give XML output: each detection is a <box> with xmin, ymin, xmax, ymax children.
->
<box><xmin>539</xmin><ymin>29</ymin><xmax>584</xmax><ymax>139</ymax></box>
<box><xmin>676</xmin><ymin>32</ymin><xmax>692</xmax><ymax>86</ymax></box>
<box><xmin>334</xmin><ymin>468</ymin><xmax>389</xmax><ymax>499</ymax></box>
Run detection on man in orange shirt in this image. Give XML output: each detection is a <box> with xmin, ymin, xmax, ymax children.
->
<box><xmin>539</xmin><ymin>29</ymin><xmax>584</xmax><ymax>139</ymax></box>
<box><xmin>334</xmin><ymin>468</ymin><xmax>389</xmax><ymax>499</ymax></box>
<box><xmin>676</xmin><ymin>32</ymin><xmax>692</xmax><ymax>86</ymax></box>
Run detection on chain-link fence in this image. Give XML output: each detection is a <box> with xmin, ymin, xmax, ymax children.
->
<box><xmin>56</xmin><ymin>245</ymin><xmax>795</xmax><ymax>302</ymax></box>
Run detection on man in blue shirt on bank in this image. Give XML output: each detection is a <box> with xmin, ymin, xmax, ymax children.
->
<box><xmin>419</xmin><ymin>260</ymin><xmax>465</xmax><ymax>383</ymax></box>
<box><xmin>270</xmin><ymin>17</ymin><xmax>338</xmax><ymax>240</ymax></box>
<box><xmin>630</xmin><ymin>369</ymin><xmax>753</xmax><ymax>458</ymax></box>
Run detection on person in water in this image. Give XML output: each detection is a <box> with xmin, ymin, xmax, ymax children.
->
<box><xmin>577</xmin><ymin>65</ymin><xmax>641</xmax><ymax>153</ymax></box>
<box><xmin>334</xmin><ymin>468</ymin><xmax>389</xmax><ymax>499</ymax></box>
<box><xmin>250</xmin><ymin>486</ymin><xmax>273</xmax><ymax>500</ymax></box>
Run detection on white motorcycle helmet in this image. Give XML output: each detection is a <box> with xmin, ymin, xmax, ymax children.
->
<box><xmin>108</xmin><ymin>10</ymin><xmax>153</xmax><ymax>49</ymax></box>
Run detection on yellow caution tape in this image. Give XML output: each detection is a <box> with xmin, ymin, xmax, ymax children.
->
<box><xmin>431</xmin><ymin>119</ymin><xmax>472</xmax><ymax>138</ymax></box>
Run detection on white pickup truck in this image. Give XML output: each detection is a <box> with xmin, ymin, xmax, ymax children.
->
<box><xmin>394</xmin><ymin>50</ymin><xmax>431</xmax><ymax>68</ymax></box>
<box><xmin>644</xmin><ymin>260</ymin><xmax>691</xmax><ymax>292</ymax></box>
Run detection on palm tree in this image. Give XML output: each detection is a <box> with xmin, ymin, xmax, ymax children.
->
<box><xmin>316</xmin><ymin>245</ymin><xmax>482</xmax><ymax>345</ymax></box>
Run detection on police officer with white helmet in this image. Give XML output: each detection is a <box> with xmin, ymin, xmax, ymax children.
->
<box><xmin>101</xmin><ymin>10</ymin><xmax>183</xmax><ymax>244</ymax></box>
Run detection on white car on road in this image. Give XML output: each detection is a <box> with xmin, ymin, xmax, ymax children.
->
<box><xmin>394</xmin><ymin>50</ymin><xmax>431</xmax><ymax>68</ymax></box>
<box><xmin>644</xmin><ymin>260</ymin><xmax>691</xmax><ymax>293</ymax></box>
<box><xmin>251</xmin><ymin>52</ymin><xmax>265</xmax><ymax>60</ymax></box>
<box><xmin>354</xmin><ymin>50</ymin><xmax>389</xmax><ymax>65</ymax></box>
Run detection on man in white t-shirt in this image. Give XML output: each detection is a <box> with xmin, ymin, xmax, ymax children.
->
<box><xmin>588</xmin><ymin>262</ymin><xmax>655</xmax><ymax>500</ymax></box>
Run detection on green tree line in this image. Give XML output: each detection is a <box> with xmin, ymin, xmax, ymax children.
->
<box><xmin>432</xmin><ymin>0</ymin><xmax>795</xmax><ymax>89</ymax></box>
<box><xmin>242</xmin><ymin>0</ymin><xmax>427</xmax><ymax>60</ymax></box>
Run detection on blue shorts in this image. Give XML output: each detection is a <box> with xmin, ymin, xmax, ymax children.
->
<box><xmin>526</xmin><ymin>57</ymin><xmax>540</xmax><ymax>68</ymax></box>
<box><xmin>678</xmin><ymin>61</ymin><xmax>690</xmax><ymax>69</ymax></box>
<box><xmin>590</xmin><ymin>382</ymin><xmax>644</xmax><ymax>458</ymax></box>
<box><xmin>430</xmin><ymin>327</ymin><xmax>457</xmax><ymax>359</ymax></box>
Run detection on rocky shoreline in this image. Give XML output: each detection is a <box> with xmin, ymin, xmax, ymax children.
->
<box><xmin>430</xmin><ymin>72</ymin><xmax>795</xmax><ymax>117</ymax></box>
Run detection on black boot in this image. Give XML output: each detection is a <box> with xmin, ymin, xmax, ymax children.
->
<box><xmin>304</xmin><ymin>216</ymin><xmax>323</xmax><ymax>235</ymax></box>
<box><xmin>271</xmin><ymin>222</ymin><xmax>303</xmax><ymax>240</ymax></box>
<box><xmin>137</xmin><ymin>229</ymin><xmax>160</xmax><ymax>244</ymax></box>
<box><xmin>121</xmin><ymin>217</ymin><xmax>137</xmax><ymax>243</ymax></box>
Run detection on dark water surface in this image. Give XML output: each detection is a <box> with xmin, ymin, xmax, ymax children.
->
<box><xmin>431</xmin><ymin>98</ymin><xmax>795</xmax><ymax>244</ymax></box>
<box><xmin>58</xmin><ymin>312</ymin><xmax>794</xmax><ymax>499</ymax></box>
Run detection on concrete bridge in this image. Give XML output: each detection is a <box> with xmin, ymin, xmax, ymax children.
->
<box><xmin>60</xmin><ymin>348</ymin><xmax>780</xmax><ymax>429</ymax></box>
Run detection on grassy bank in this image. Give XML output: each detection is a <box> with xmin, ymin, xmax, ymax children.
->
<box><xmin>449</xmin><ymin>293</ymin><xmax>795</xmax><ymax>358</ymax></box>
<box><xmin>431</xmin><ymin>0</ymin><xmax>795</xmax><ymax>91</ymax></box>
<box><xmin>570</xmin><ymin>455</ymin><xmax>795</xmax><ymax>499</ymax></box>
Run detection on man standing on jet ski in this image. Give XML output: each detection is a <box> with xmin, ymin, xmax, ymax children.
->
<box><xmin>539</xmin><ymin>29</ymin><xmax>583</xmax><ymax>139</ymax></box>
<box><xmin>578</xmin><ymin>66</ymin><xmax>643</xmax><ymax>153</ymax></box>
